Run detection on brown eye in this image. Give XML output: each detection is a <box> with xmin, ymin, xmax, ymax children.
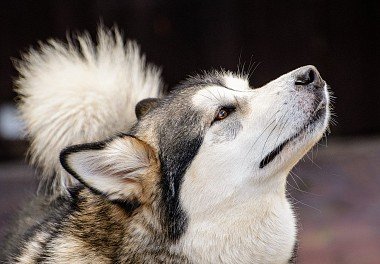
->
<box><xmin>216</xmin><ymin>109</ymin><xmax>228</xmax><ymax>120</ymax></box>
<box><xmin>213</xmin><ymin>106</ymin><xmax>235</xmax><ymax>123</ymax></box>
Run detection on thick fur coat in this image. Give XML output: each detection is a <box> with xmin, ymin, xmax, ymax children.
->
<box><xmin>2</xmin><ymin>27</ymin><xmax>330</xmax><ymax>263</ymax></box>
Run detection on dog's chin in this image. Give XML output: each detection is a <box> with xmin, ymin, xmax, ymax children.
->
<box><xmin>259</xmin><ymin>100</ymin><xmax>329</xmax><ymax>170</ymax></box>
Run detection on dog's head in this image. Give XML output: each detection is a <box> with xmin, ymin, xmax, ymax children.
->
<box><xmin>60</xmin><ymin>65</ymin><xmax>330</xmax><ymax>239</ymax></box>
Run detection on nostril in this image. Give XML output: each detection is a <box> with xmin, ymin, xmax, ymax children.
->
<box><xmin>295</xmin><ymin>69</ymin><xmax>315</xmax><ymax>86</ymax></box>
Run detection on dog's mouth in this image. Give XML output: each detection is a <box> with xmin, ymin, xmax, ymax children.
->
<box><xmin>259</xmin><ymin>99</ymin><xmax>327</xmax><ymax>169</ymax></box>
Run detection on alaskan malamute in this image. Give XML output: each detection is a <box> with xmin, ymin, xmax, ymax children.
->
<box><xmin>2</xmin><ymin>27</ymin><xmax>330</xmax><ymax>263</ymax></box>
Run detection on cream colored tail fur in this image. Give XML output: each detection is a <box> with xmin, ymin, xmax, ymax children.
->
<box><xmin>15</xmin><ymin>27</ymin><xmax>163</xmax><ymax>195</ymax></box>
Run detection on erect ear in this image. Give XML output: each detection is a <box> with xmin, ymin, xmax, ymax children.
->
<box><xmin>135</xmin><ymin>98</ymin><xmax>159</xmax><ymax>120</ymax></box>
<box><xmin>60</xmin><ymin>135</ymin><xmax>157</xmax><ymax>202</ymax></box>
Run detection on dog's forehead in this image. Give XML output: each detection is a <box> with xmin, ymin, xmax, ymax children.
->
<box><xmin>223</xmin><ymin>74</ymin><xmax>250</xmax><ymax>91</ymax></box>
<box><xmin>177</xmin><ymin>71</ymin><xmax>249</xmax><ymax>93</ymax></box>
<box><xmin>191</xmin><ymin>75</ymin><xmax>251</xmax><ymax>109</ymax></box>
<box><xmin>138</xmin><ymin>71</ymin><xmax>251</xmax><ymax>125</ymax></box>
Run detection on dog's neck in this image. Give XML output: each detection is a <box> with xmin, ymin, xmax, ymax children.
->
<box><xmin>175</xmin><ymin>173</ymin><xmax>297</xmax><ymax>264</ymax></box>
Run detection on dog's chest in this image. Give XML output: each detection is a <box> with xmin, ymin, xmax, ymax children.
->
<box><xmin>177</xmin><ymin>200</ymin><xmax>296</xmax><ymax>264</ymax></box>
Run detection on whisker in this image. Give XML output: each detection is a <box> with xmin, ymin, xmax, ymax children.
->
<box><xmin>243</xmin><ymin>106</ymin><xmax>281</xmax><ymax>165</ymax></box>
<box><xmin>261</xmin><ymin>109</ymin><xmax>289</xmax><ymax>159</ymax></box>
<box><xmin>248</xmin><ymin>61</ymin><xmax>262</xmax><ymax>79</ymax></box>
<box><xmin>199</xmin><ymin>94</ymin><xmax>214</xmax><ymax>101</ymax></box>
<box><xmin>286</xmin><ymin>187</ymin><xmax>321</xmax><ymax>213</ymax></box>
<box><xmin>289</xmin><ymin>170</ymin><xmax>308</xmax><ymax>189</ymax></box>
<box><xmin>206</xmin><ymin>89</ymin><xmax>221</xmax><ymax>103</ymax></box>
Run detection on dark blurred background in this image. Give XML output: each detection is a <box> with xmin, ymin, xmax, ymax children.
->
<box><xmin>0</xmin><ymin>1</ymin><xmax>379</xmax><ymax>263</ymax></box>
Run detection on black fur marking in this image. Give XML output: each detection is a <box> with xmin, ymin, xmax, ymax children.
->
<box><xmin>111</xmin><ymin>198</ymin><xmax>141</xmax><ymax>212</ymax></box>
<box><xmin>259</xmin><ymin>139</ymin><xmax>290</xmax><ymax>169</ymax></box>
<box><xmin>157</xmin><ymin>106</ymin><xmax>204</xmax><ymax>240</ymax></box>
<box><xmin>35</xmin><ymin>226</ymin><xmax>61</xmax><ymax>263</ymax></box>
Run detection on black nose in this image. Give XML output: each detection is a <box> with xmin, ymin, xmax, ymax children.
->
<box><xmin>294</xmin><ymin>66</ymin><xmax>324</xmax><ymax>88</ymax></box>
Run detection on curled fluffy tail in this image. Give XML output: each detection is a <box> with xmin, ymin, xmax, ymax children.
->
<box><xmin>15</xmin><ymin>27</ymin><xmax>163</xmax><ymax>195</ymax></box>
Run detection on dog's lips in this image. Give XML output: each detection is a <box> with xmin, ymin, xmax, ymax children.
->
<box><xmin>259</xmin><ymin>99</ymin><xmax>327</xmax><ymax>169</ymax></box>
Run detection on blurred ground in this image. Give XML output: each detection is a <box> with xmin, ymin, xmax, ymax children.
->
<box><xmin>0</xmin><ymin>137</ymin><xmax>379</xmax><ymax>263</ymax></box>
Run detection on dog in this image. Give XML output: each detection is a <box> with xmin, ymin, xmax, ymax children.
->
<box><xmin>1</xmin><ymin>27</ymin><xmax>330</xmax><ymax>263</ymax></box>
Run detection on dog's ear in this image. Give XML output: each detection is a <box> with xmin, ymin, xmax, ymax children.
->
<box><xmin>60</xmin><ymin>135</ymin><xmax>157</xmax><ymax>202</ymax></box>
<box><xmin>135</xmin><ymin>98</ymin><xmax>159</xmax><ymax>120</ymax></box>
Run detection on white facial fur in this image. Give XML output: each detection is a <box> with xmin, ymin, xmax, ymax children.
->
<box><xmin>178</xmin><ymin>66</ymin><xmax>330</xmax><ymax>263</ymax></box>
